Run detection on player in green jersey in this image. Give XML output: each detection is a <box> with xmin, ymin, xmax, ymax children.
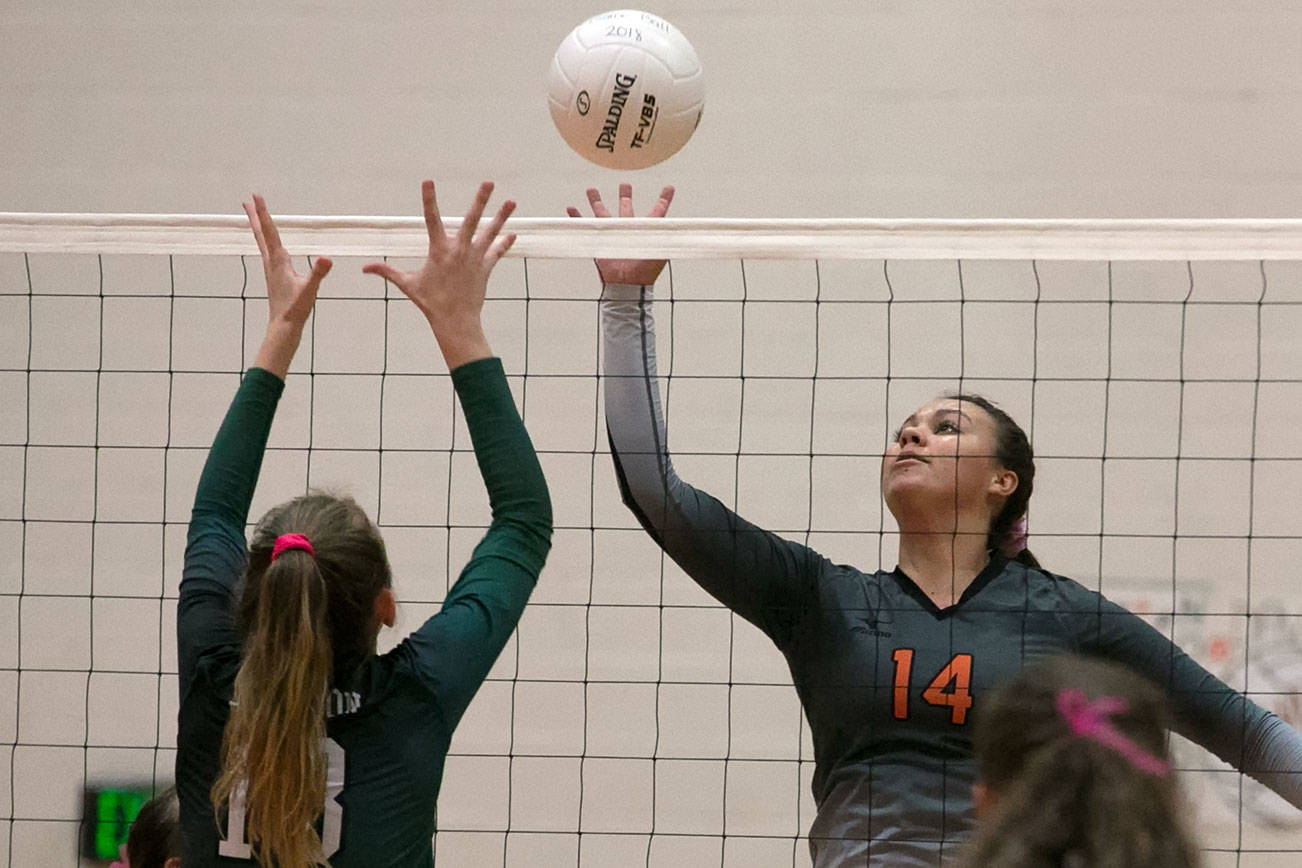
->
<box><xmin>177</xmin><ymin>181</ymin><xmax>551</xmax><ymax>867</ymax></box>
<box><xmin>962</xmin><ymin>654</ymin><xmax>1202</xmax><ymax>868</ymax></box>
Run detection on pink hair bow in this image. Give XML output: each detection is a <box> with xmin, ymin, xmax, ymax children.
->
<box><xmin>1056</xmin><ymin>689</ymin><xmax>1171</xmax><ymax>776</ymax></box>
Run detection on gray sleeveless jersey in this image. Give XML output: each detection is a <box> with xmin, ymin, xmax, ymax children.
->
<box><xmin>600</xmin><ymin>282</ymin><xmax>1302</xmax><ymax>866</ymax></box>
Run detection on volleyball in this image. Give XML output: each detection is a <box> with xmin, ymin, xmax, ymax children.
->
<box><xmin>547</xmin><ymin>9</ymin><xmax>704</xmax><ymax>170</ymax></box>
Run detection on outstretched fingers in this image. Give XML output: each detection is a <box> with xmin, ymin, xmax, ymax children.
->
<box><xmin>473</xmin><ymin>198</ymin><xmax>517</xmax><ymax>254</ymax></box>
<box><xmin>648</xmin><ymin>185</ymin><xmax>675</xmax><ymax>218</ymax></box>
<box><xmin>252</xmin><ymin>194</ymin><xmax>286</xmax><ymax>258</ymax></box>
<box><xmin>361</xmin><ymin>261</ymin><xmax>405</xmax><ymax>286</ymax></box>
<box><xmin>586</xmin><ymin>187</ymin><xmax>612</xmax><ymax>219</ymax></box>
<box><xmin>305</xmin><ymin>256</ymin><xmax>334</xmax><ymax>293</ymax></box>
<box><xmin>485</xmin><ymin>232</ymin><xmax>518</xmax><ymax>269</ymax></box>
<box><xmin>576</xmin><ymin>184</ymin><xmax>674</xmax><ymax>218</ymax></box>
<box><xmin>421</xmin><ymin>180</ymin><xmax>446</xmax><ymax>248</ymax></box>
<box><xmin>458</xmin><ymin>181</ymin><xmax>495</xmax><ymax>247</ymax></box>
<box><xmin>242</xmin><ymin>201</ymin><xmax>269</xmax><ymax>259</ymax></box>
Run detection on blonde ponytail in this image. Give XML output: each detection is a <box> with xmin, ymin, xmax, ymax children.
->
<box><xmin>212</xmin><ymin>546</ymin><xmax>332</xmax><ymax>866</ymax></box>
<box><xmin>211</xmin><ymin>493</ymin><xmax>391</xmax><ymax>867</ymax></box>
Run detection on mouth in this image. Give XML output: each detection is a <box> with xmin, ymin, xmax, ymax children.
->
<box><xmin>894</xmin><ymin>453</ymin><xmax>929</xmax><ymax>466</ymax></box>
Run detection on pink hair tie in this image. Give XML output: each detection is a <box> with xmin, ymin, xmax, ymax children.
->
<box><xmin>1000</xmin><ymin>514</ymin><xmax>1029</xmax><ymax>558</ymax></box>
<box><xmin>1056</xmin><ymin>688</ymin><xmax>1171</xmax><ymax>776</ymax></box>
<box><xmin>271</xmin><ymin>532</ymin><xmax>314</xmax><ymax>562</ymax></box>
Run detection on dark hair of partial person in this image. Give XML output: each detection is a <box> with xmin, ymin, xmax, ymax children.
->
<box><xmin>211</xmin><ymin>492</ymin><xmax>391</xmax><ymax>867</ymax></box>
<box><xmin>950</xmin><ymin>393</ymin><xmax>1041</xmax><ymax>569</ymax></box>
<box><xmin>126</xmin><ymin>787</ymin><xmax>182</xmax><ymax>868</ymax></box>
<box><xmin>958</xmin><ymin>654</ymin><xmax>1202</xmax><ymax>868</ymax></box>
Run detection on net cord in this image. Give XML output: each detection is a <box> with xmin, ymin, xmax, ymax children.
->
<box><xmin>4</xmin><ymin>214</ymin><xmax>1302</xmax><ymax>261</ymax></box>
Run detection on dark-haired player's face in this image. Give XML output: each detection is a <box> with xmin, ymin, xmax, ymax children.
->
<box><xmin>880</xmin><ymin>398</ymin><xmax>1007</xmax><ymax>522</ymax></box>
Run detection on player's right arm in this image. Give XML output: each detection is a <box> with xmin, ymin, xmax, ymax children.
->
<box><xmin>573</xmin><ymin>185</ymin><xmax>824</xmax><ymax>646</ymax></box>
<box><xmin>365</xmin><ymin>180</ymin><xmax>552</xmax><ymax>730</ymax></box>
<box><xmin>406</xmin><ymin>354</ymin><xmax>552</xmax><ymax>729</ymax></box>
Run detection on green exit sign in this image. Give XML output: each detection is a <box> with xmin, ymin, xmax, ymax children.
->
<box><xmin>82</xmin><ymin>786</ymin><xmax>153</xmax><ymax>860</ymax></box>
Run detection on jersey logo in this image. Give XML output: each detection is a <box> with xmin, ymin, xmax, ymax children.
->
<box><xmin>853</xmin><ymin>583</ymin><xmax>893</xmax><ymax>637</ymax></box>
<box><xmin>850</xmin><ymin>622</ymin><xmax>892</xmax><ymax>638</ymax></box>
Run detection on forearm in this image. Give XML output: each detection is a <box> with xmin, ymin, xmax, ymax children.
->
<box><xmin>252</xmin><ymin>321</ymin><xmax>304</xmax><ymax>381</ymax></box>
<box><xmin>1091</xmin><ymin>602</ymin><xmax>1302</xmax><ymax>809</ymax></box>
<box><xmin>1240</xmin><ymin>714</ymin><xmax>1302</xmax><ymax>808</ymax></box>
<box><xmin>601</xmin><ymin>283</ymin><xmax>678</xmax><ymax>525</ymax></box>
<box><xmin>600</xmin><ymin>282</ymin><xmax>818</xmax><ymax>642</ymax></box>
<box><xmin>601</xmin><ymin>282</ymin><xmax>750</xmax><ymax>543</ymax></box>
<box><xmin>432</xmin><ymin>316</ymin><xmax>493</xmax><ymax>370</ymax></box>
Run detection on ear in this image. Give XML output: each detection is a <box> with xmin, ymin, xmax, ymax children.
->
<box><xmin>989</xmin><ymin>467</ymin><xmax>1018</xmax><ymax>499</ymax></box>
<box><xmin>972</xmin><ymin>780</ymin><xmax>995</xmax><ymax>819</ymax></box>
<box><xmin>374</xmin><ymin>587</ymin><xmax>396</xmax><ymax>629</ymax></box>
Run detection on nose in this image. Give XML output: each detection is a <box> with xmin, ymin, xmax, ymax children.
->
<box><xmin>898</xmin><ymin>423</ymin><xmax>925</xmax><ymax>447</ymax></box>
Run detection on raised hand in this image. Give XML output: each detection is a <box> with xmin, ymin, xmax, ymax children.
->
<box><xmin>567</xmin><ymin>183</ymin><xmax>674</xmax><ymax>286</ymax></box>
<box><xmin>245</xmin><ymin>194</ymin><xmax>332</xmax><ymax>377</ymax></box>
<box><xmin>363</xmin><ymin>180</ymin><xmax>516</xmax><ymax>369</ymax></box>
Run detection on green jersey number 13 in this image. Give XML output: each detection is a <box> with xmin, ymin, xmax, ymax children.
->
<box><xmin>218</xmin><ymin>737</ymin><xmax>345</xmax><ymax>860</ymax></box>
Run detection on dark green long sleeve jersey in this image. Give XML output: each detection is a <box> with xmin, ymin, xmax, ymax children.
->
<box><xmin>176</xmin><ymin>358</ymin><xmax>551</xmax><ymax>867</ymax></box>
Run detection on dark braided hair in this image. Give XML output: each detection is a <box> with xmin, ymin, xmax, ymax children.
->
<box><xmin>950</xmin><ymin>394</ymin><xmax>1040</xmax><ymax>569</ymax></box>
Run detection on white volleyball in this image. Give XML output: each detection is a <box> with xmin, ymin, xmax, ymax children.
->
<box><xmin>547</xmin><ymin>9</ymin><xmax>705</xmax><ymax>170</ymax></box>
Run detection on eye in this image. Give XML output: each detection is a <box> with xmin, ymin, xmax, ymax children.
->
<box><xmin>936</xmin><ymin>419</ymin><xmax>959</xmax><ymax>434</ymax></box>
<box><xmin>891</xmin><ymin>427</ymin><xmax>902</xmax><ymax>443</ymax></box>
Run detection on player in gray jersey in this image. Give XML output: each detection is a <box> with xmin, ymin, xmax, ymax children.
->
<box><xmin>572</xmin><ymin>184</ymin><xmax>1302</xmax><ymax>866</ymax></box>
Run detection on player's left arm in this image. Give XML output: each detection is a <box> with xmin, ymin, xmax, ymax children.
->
<box><xmin>178</xmin><ymin>195</ymin><xmax>330</xmax><ymax>696</ymax></box>
<box><xmin>1080</xmin><ymin>595</ymin><xmax>1302</xmax><ymax>808</ymax></box>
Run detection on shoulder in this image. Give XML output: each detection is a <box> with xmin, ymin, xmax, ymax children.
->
<box><xmin>817</xmin><ymin>560</ymin><xmax>889</xmax><ymax>587</ymax></box>
<box><xmin>1009</xmin><ymin>560</ymin><xmax>1091</xmax><ymax>594</ymax></box>
<box><xmin>327</xmin><ymin>647</ymin><xmax>450</xmax><ymax>730</ymax></box>
<box><xmin>812</xmin><ymin>562</ymin><xmax>895</xmax><ymax>607</ymax></box>
<box><xmin>1005</xmin><ymin>564</ymin><xmax>1153</xmax><ymax>646</ymax></box>
<box><xmin>988</xmin><ymin>560</ymin><xmax>1121</xmax><ymax>614</ymax></box>
<box><xmin>370</xmin><ymin>636</ymin><xmax>450</xmax><ymax>706</ymax></box>
<box><xmin>360</xmin><ymin>643</ymin><xmax>421</xmax><ymax>696</ymax></box>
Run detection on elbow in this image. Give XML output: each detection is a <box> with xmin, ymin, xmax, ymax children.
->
<box><xmin>490</xmin><ymin>505</ymin><xmax>553</xmax><ymax>555</ymax></box>
<box><xmin>610</xmin><ymin>449</ymin><xmax>669</xmax><ymax>519</ymax></box>
<box><xmin>614</xmin><ymin>464</ymin><xmax>678</xmax><ymax>530</ymax></box>
<box><xmin>520</xmin><ymin>490</ymin><xmax>555</xmax><ymax>536</ymax></box>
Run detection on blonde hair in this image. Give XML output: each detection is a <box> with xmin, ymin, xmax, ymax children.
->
<box><xmin>211</xmin><ymin>493</ymin><xmax>389</xmax><ymax>866</ymax></box>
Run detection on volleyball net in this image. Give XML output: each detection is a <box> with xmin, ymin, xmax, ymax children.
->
<box><xmin>2</xmin><ymin>215</ymin><xmax>1301</xmax><ymax>866</ymax></box>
